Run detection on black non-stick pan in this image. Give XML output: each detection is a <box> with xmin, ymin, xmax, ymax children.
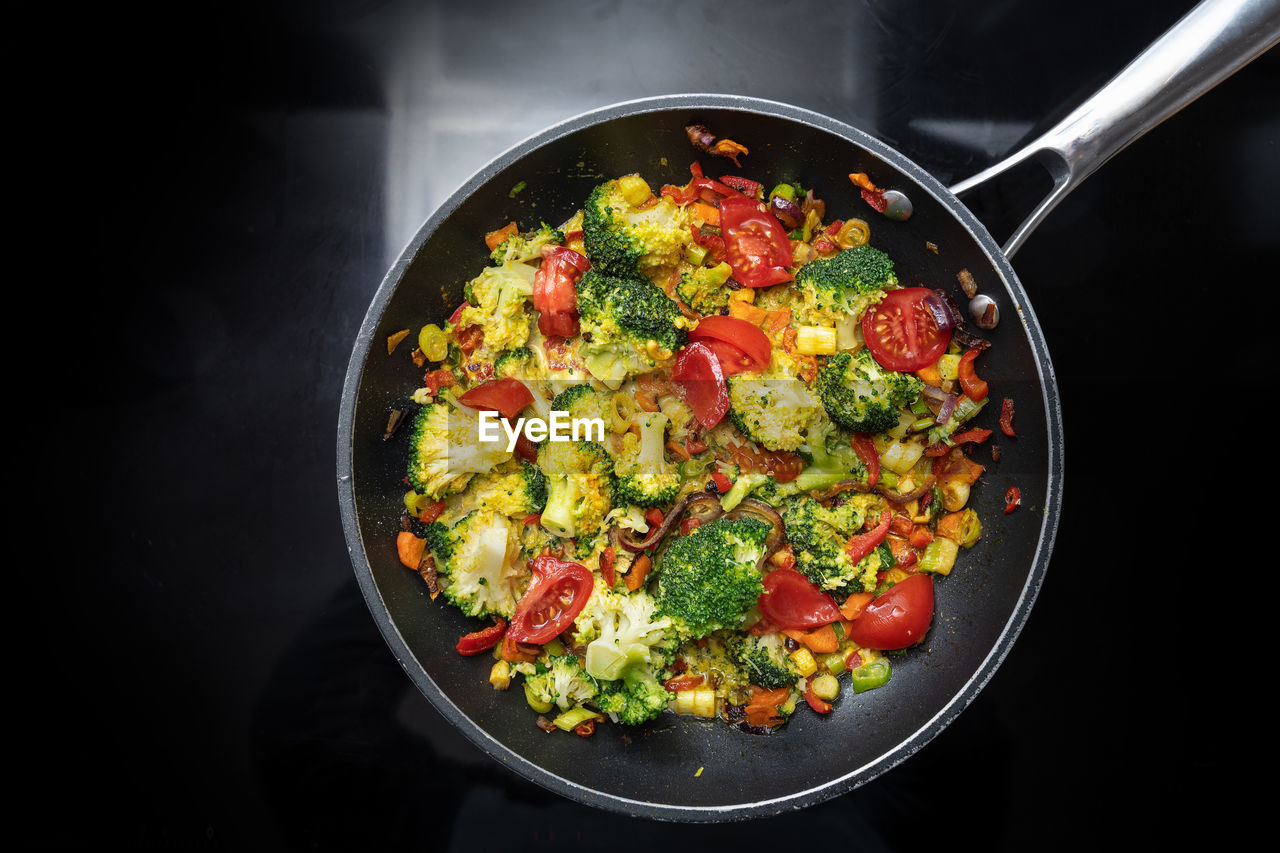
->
<box><xmin>338</xmin><ymin>0</ymin><xmax>1277</xmax><ymax>821</ymax></box>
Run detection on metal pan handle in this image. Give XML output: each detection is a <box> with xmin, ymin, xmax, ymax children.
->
<box><xmin>950</xmin><ymin>0</ymin><xmax>1280</xmax><ymax>258</ymax></box>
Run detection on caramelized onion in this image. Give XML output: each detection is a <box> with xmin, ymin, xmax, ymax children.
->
<box><xmin>875</xmin><ymin>475</ymin><xmax>937</xmax><ymax>504</ymax></box>
<box><xmin>723</xmin><ymin>498</ymin><xmax>785</xmax><ymax>562</ymax></box>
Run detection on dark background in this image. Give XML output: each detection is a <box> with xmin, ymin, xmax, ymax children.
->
<box><xmin>32</xmin><ymin>0</ymin><xmax>1273</xmax><ymax>849</ymax></box>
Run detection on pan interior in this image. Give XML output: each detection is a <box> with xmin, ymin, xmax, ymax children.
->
<box><xmin>340</xmin><ymin>99</ymin><xmax>1059</xmax><ymax>819</ymax></box>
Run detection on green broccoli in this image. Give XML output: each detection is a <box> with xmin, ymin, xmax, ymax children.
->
<box><xmin>549</xmin><ymin>383</ymin><xmax>608</xmax><ymax>423</ymax></box>
<box><xmin>423</xmin><ymin>510</ymin><xmax>527</xmax><ymax>618</ymax></box>
<box><xmin>456</xmin><ymin>261</ymin><xmax>538</xmax><ymax>354</ymax></box>
<box><xmin>522</xmin><ymin>654</ymin><xmax>598</xmax><ymax>713</ymax></box>
<box><xmin>676</xmin><ymin>261</ymin><xmax>734</xmax><ymax>314</ymax></box>
<box><xmin>614</xmin><ymin>411</ymin><xmax>680</xmax><ymax>507</ymax></box>
<box><xmin>792</xmin><ymin>246</ymin><xmax>897</xmax><ymax>326</ymax></box>
<box><xmin>815</xmin><ymin>348</ymin><xmax>923</xmax><ymax>435</ymax></box>
<box><xmin>406</xmin><ymin>394</ymin><xmax>514</xmax><ymax>500</ymax></box>
<box><xmin>596</xmin><ymin>665</ymin><xmax>673</xmax><ymax>725</ymax></box>
<box><xmin>575</xmin><ymin>269</ymin><xmax>689</xmax><ymax>388</ymax></box>
<box><xmin>654</xmin><ymin>516</ymin><xmax>772</xmax><ymax>639</ymax></box>
<box><xmin>726</xmin><ymin>353</ymin><xmax>825</xmax><ymax>451</ymax></box>
<box><xmin>725</xmin><ymin>632</ymin><xmax>800</xmax><ymax>689</ymax></box>
<box><xmin>791</xmin><ymin>418</ymin><xmax>868</xmax><ymax>492</ymax></box>
<box><xmin>582</xmin><ymin>175</ymin><xmax>694</xmax><ymax>281</ymax></box>
<box><xmin>489</xmin><ymin>222</ymin><xmax>564</xmax><ymax>266</ymax></box>
<box><xmin>780</xmin><ymin>494</ymin><xmax>882</xmax><ymax>598</ymax></box>
<box><xmin>535</xmin><ymin>439</ymin><xmax>614</xmax><ymax>544</ymax></box>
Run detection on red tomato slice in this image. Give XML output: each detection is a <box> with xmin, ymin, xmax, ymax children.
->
<box><xmin>718</xmin><ymin>197</ymin><xmax>794</xmax><ymax>288</ymax></box>
<box><xmin>532</xmin><ymin>246</ymin><xmax>589</xmax><ymax>338</ymax></box>
<box><xmin>758</xmin><ymin>568</ymin><xmax>843</xmax><ymax>630</ymax></box>
<box><xmin>507</xmin><ymin>556</ymin><xmax>594</xmax><ymax>644</ymax></box>
<box><xmin>671</xmin><ymin>341</ymin><xmax>729</xmax><ymax>429</ymax></box>
<box><xmin>862</xmin><ymin>287</ymin><xmax>952</xmax><ymax>372</ymax></box>
<box><xmin>689</xmin><ymin>315</ymin><xmax>772</xmax><ymax>373</ymax></box>
<box><xmin>846</xmin><ymin>573</ymin><xmax>934</xmax><ymax>650</ymax></box>
<box><xmin>458</xmin><ymin>377</ymin><xmax>534</xmax><ymax>420</ymax></box>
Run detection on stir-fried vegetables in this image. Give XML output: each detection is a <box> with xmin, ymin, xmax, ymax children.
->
<box><xmin>391</xmin><ymin>144</ymin><xmax>1012</xmax><ymax>736</ymax></box>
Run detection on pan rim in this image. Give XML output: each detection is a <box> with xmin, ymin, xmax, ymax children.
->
<box><xmin>337</xmin><ymin>92</ymin><xmax>1064</xmax><ymax>821</ymax></box>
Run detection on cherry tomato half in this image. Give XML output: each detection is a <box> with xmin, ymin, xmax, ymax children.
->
<box><xmin>719</xmin><ymin>197</ymin><xmax>794</xmax><ymax>288</ymax></box>
<box><xmin>507</xmin><ymin>556</ymin><xmax>594</xmax><ymax>644</ymax></box>
<box><xmin>671</xmin><ymin>341</ymin><xmax>729</xmax><ymax>429</ymax></box>
<box><xmin>758</xmin><ymin>568</ymin><xmax>843</xmax><ymax>630</ymax></box>
<box><xmin>846</xmin><ymin>573</ymin><xmax>934</xmax><ymax>650</ymax></box>
<box><xmin>689</xmin><ymin>315</ymin><xmax>772</xmax><ymax>374</ymax></box>
<box><xmin>862</xmin><ymin>287</ymin><xmax>952</xmax><ymax>372</ymax></box>
<box><xmin>457</xmin><ymin>377</ymin><xmax>534</xmax><ymax>420</ymax></box>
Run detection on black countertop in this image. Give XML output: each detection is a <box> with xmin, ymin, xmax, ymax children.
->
<box><xmin>33</xmin><ymin>1</ymin><xmax>1275</xmax><ymax>848</ymax></box>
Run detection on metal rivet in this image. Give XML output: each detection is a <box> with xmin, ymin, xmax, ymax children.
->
<box><xmin>881</xmin><ymin>190</ymin><xmax>913</xmax><ymax>221</ymax></box>
<box><xmin>970</xmin><ymin>294</ymin><xmax>999</xmax><ymax>329</ymax></box>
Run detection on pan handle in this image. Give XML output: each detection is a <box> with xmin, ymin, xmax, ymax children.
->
<box><xmin>949</xmin><ymin>0</ymin><xmax>1280</xmax><ymax>258</ymax></box>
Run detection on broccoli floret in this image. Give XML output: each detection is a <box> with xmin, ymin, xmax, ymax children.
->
<box><xmin>791</xmin><ymin>418</ymin><xmax>868</xmax><ymax>492</ymax></box>
<box><xmin>457</xmin><ymin>262</ymin><xmax>538</xmax><ymax>354</ymax></box>
<box><xmin>614</xmin><ymin>411</ymin><xmax>680</xmax><ymax>507</ymax></box>
<box><xmin>523</xmin><ymin>654</ymin><xmax>598</xmax><ymax>713</ymax></box>
<box><xmin>493</xmin><ymin>346</ymin><xmax>536</xmax><ymax>379</ymax></box>
<box><xmin>725</xmin><ymin>632</ymin><xmax>800</xmax><ymax>689</ymax></box>
<box><xmin>748</xmin><ymin>475</ymin><xmax>802</xmax><ymax>507</ymax></box>
<box><xmin>424</xmin><ymin>510</ymin><xmax>528</xmax><ymax>618</ymax></box>
<box><xmin>575</xmin><ymin>270</ymin><xmax>689</xmax><ymax>388</ymax></box>
<box><xmin>406</xmin><ymin>395</ymin><xmax>514</xmax><ymax>500</ymax></box>
<box><xmin>596</xmin><ymin>665</ymin><xmax>673</xmax><ymax>725</ymax></box>
<box><xmin>461</xmin><ymin>460</ymin><xmax>547</xmax><ymax>517</ymax></box>
<box><xmin>676</xmin><ymin>261</ymin><xmax>734</xmax><ymax>314</ymax></box>
<box><xmin>549</xmin><ymin>383</ymin><xmax>608</xmax><ymax>422</ymax></box>
<box><xmin>655</xmin><ymin>516</ymin><xmax>772</xmax><ymax>639</ymax></box>
<box><xmin>780</xmin><ymin>494</ymin><xmax>882</xmax><ymax>598</ymax></box>
<box><xmin>582</xmin><ymin>175</ymin><xmax>694</xmax><ymax>282</ymax></box>
<box><xmin>726</xmin><ymin>353</ymin><xmax>824</xmax><ymax>451</ymax></box>
<box><xmin>535</xmin><ymin>439</ymin><xmax>614</xmax><ymax>544</ymax></box>
<box><xmin>815</xmin><ymin>349</ymin><xmax>923</xmax><ymax>435</ymax></box>
<box><xmin>575</xmin><ymin>587</ymin><xmax>675</xmax><ymax>681</ymax></box>
<box><xmin>489</xmin><ymin>222</ymin><xmax>564</xmax><ymax>266</ymax></box>
<box><xmin>792</xmin><ymin>246</ymin><xmax>897</xmax><ymax>326</ymax></box>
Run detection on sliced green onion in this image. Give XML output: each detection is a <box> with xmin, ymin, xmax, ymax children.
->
<box><xmin>849</xmin><ymin>657</ymin><xmax>892</xmax><ymax>693</ymax></box>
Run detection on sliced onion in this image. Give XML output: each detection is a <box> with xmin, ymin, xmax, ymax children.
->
<box><xmin>923</xmin><ymin>290</ymin><xmax>958</xmax><ymax>332</ymax></box>
<box><xmin>769</xmin><ymin>195</ymin><xmax>804</xmax><ymax>230</ymax></box>
<box><xmin>614</xmin><ymin>492</ymin><xmax>723</xmax><ymax>553</ymax></box>
<box><xmin>810</xmin><ymin>479</ymin><xmax>873</xmax><ymax>501</ymax></box>
<box><xmin>921</xmin><ymin>384</ymin><xmax>959</xmax><ymax>425</ymax></box>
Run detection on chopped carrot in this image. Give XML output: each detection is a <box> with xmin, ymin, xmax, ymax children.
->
<box><xmin>783</xmin><ymin>624</ymin><xmax>839</xmax><ymax>654</ymax></box>
<box><xmin>386</xmin><ymin>328</ymin><xmax>411</xmax><ymax>355</ymax></box>
<box><xmin>626</xmin><ymin>553</ymin><xmax>652</xmax><ymax>591</ymax></box>
<box><xmin>667</xmin><ymin>439</ymin><xmax>692</xmax><ymax>461</ymax></box>
<box><xmin>692</xmin><ymin>201</ymin><xmax>720</xmax><ymax>226</ymax></box>
<box><xmin>728</xmin><ymin>300</ymin><xmax>772</xmax><ymax>327</ymax></box>
<box><xmin>634</xmin><ymin>389</ymin><xmax>659</xmax><ymax>412</ymax></box>
<box><xmin>500</xmin><ymin>634</ymin><xmax>540</xmax><ymax>663</ymax></box>
<box><xmin>396</xmin><ymin>531</ymin><xmax>426</xmax><ymax>570</ymax></box>
<box><xmin>484</xmin><ymin>221</ymin><xmax>518</xmax><ymax>251</ymax></box>
<box><xmin>840</xmin><ymin>592</ymin><xmax>874</xmax><ymax>621</ymax></box>
<box><xmin>916</xmin><ymin>363</ymin><xmax>943</xmax><ymax>385</ymax></box>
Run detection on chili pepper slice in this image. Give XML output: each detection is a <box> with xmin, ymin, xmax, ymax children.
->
<box><xmin>850</xmin><ymin>433</ymin><xmax>880</xmax><ymax>487</ymax></box>
<box><xmin>999</xmin><ymin>397</ymin><xmax>1016</xmax><ymax>437</ymax></box>
<box><xmin>456</xmin><ymin>619</ymin><xmax>507</xmax><ymax>656</ymax></box>
<box><xmin>957</xmin><ymin>348</ymin><xmax>989</xmax><ymax>401</ymax></box>
<box><xmin>846</xmin><ymin>509</ymin><xmax>892</xmax><ymax>564</ymax></box>
<box><xmin>1004</xmin><ymin>486</ymin><xmax>1021</xmax><ymax>514</ymax></box>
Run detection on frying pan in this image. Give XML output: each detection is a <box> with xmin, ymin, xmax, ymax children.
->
<box><xmin>338</xmin><ymin>0</ymin><xmax>1277</xmax><ymax>821</ymax></box>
